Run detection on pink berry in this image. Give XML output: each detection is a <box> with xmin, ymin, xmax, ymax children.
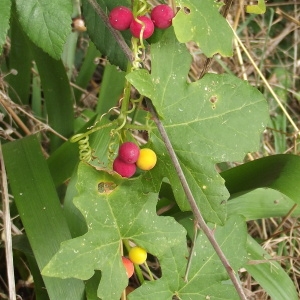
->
<box><xmin>151</xmin><ymin>5</ymin><xmax>174</xmax><ymax>29</ymax></box>
<box><xmin>113</xmin><ymin>157</ymin><xmax>136</xmax><ymax>178</ymax></box>
<box><xmin>109</xmin><ymin>6</ymin><xmax>133</xmax><ymax>31</ymax></box>
<box><xmin>118</xmin><ymin>142</ymin><xmax>140</xmax><ymax>164</ymax></box>
<box><xmin>122</xmin><ymin>257</ymin><xmax>134</xmax><ymax>278</ymax></box>
<box><xmin>130</xmin><ymin>16</ymin><xmax>154</xmax><ymax>39</ymax></box>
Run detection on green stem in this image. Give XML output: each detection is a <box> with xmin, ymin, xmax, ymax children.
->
<box><xmin>144</xmin><ymin>261</ymin><xmax>154</xmax><ymax>281</ymax></box>
<box><xmin>70</xmin><ymin>121</ymin><xmax>116</xmax><ymax>143</ymax></box>
<box><xmin>134</xmin><ymin>264</ymin><xmax>145</xmax><ymax>285</ymax></box>
<box><xmin>123</xmin><ymin>123</ymin><xmax>150</xmax><ymax>131</ymax></box>
<box><xmin>120</xmin><ymin>64</ymin><xmax>133</xmax><ymax>116</ymax></box>
<box><xmin>131</xmin><ymin>96</ymin><xmax>143</xmax><ymax>124</ymax></box>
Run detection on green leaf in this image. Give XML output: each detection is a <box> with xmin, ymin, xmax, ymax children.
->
<box><xmin>246</xmin><ymin>0</ymin><xmax>266</xmax><ymax>14</ymax></box>
<box><xmin>29</xmin><ymin>41</ymin><xmax>74</xmax><ymax>150</ymax></box>
<box><xmin>42</xmin><ymin>162</ymin><xmax>186</xmax><ymax>300</ymax></box>
<box><xmin>96</xmin><ymin>64</ymin><xmax>126</xmax><ymax>115</ymax></box>
<box><xmin>245</xmin><ymin>235</ymin><xmax>298</xmax><ymax>300</ymax></box>
<box><xmin>0</xmin><ymin>0</ymin><xmax>11</xmax><ymax>54</ymax></box>
<box><xmin>15</xmin><ymin>0</ymin><xmax>72</xmax><ymax>59</ymax></box>
<box><xmin>221</xmin><ymin>154</ymin><xmax>300</xmax><ymax>205</ymax></box>
<box><xmin>2</xmin><ymin>135</ymin><xmax>85</xmax><ymax>299</ymax></box>
<box><xmin>5</xmin><ymin>8</ymin><xmax>32</xmax><ymax>105</ymax></box>
<box><xmin>129</xmin><ymin>215</ymin><xmax>248</xmax><ymax>299</ymax></box>
<box><xmin>173</xmin><ymin>0</ymin><xmax>233</xmax><ymax>57</ymax></box>
<box><xmin>126</xmin><ymin>29</ymin><xmax>269</xmax><ymax>224</ymax></box>
<box><xmin>227</xmin><ymin>188</ymin><xmax>300</xmax><ymax>221</ymax></box>
<box><xmin>73</xmin><ymin>41</ymin><xmax>100</xmax><ymax>104</ymax></box>
<box><xmin>82</xmin><ymin>0</ymin><xmax>131</xmax><ymax>70</ymax></box>
<box><xmin>12</xmin><ymin>235</ymin><xmax>50</xmax><ymax>300</ymax></box>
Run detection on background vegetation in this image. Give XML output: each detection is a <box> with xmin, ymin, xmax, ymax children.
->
<box><xmin>0</xmin><ymin>0</ymin><xmax>299</xmax><ymax>299</ymax></box>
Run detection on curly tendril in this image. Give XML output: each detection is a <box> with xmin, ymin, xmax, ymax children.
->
<box><xmin>131</xmin><ymin>0</ymin><xmax>151</xmax><ymax>70</ymax></box>
<box><xmin>70</xmin><ymin>133</ymin><xmax>93</xmax><ymax>162</ymax></box>
<box><xmin>70</xmin><ymin>122</ymin><xmax>115</xmax><ymax>162</ymax></box>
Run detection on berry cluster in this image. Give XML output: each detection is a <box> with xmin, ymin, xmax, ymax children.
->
<box><xmin>122</xmin><ymin>246</ymin><xmax>147</xmax><ymax>278</ymax></box>
<box><xmin>109</xmin><ymin>4</ymin><xmax>175</xmax><ymax>39</ymax></box>
<box><xmin>113</xmin><ymin>142</ymin><xmax>157</xmax><ymax>178</ymax></box>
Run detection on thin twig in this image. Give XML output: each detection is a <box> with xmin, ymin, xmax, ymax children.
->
<box><xmin>0</xmin><ymin>92</ymin><xmax>31</xmax><ymax>136</ymax></box>
<box><xmin>146</xmin><ymin>99</ymin><xmax>247</xmax><ymax>300</ymax></box>
<box><xmin>0</xmin><ymin>143</ymin><xmax>17</xmax><ymax>300</ymax></box>
<box><xmin>86</xmin><ymin>0</ymin><xmax>133</xmax><ymax>62</ymax></box>
<box><xmin>272</xmin><ymin>203</ymin><xmax>298</xmax><ymax>236</ymax></box>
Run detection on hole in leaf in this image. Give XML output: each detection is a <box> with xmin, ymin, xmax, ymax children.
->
<box><xmin>183</xmin><ymin>7</ymin><xmax>191</xmax><ymax>14</ymax></box>
<box><xmin>144</xmin><ymin>253</ymin><xmax>162</xmax><ymax>279</ymax></box>
<box><xmin>98</xmin><ymin>182</ymin><xmax>117</xmax><ymax>194</ymax></box>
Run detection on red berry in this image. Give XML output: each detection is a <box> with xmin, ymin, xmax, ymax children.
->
<box><xmin>151</xmin><ymin>5</ymin><xmax>174</xmax><ymax>29</ymax></box>
<box><xmin>109</xmin><ymin>6</ymin><xmax>133</xmax><ymax>31</ymax></box>
<box><xmin>130</xmin><ymin>16</ymin><xmax>154</xmax><ymax>39</ymax></box>
<box><xmin>118</xmin><ymin>142</ymin><xmax>140</xmax><ymax>164</ymax></box>
<box><xmin>113</xmin><ymin>157</ymin><xmax>136</xmax><ymax>178</ymax></box>
<box><xmin>122</xmin><ymin>257</ymin><xmax>134</xmax><ymax>278</ymax></box>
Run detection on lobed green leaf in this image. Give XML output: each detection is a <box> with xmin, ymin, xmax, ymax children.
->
<box><xmin>129</xmin><ymin>215</ymin><xmax>248</xmax><ymax>299</ymax></box>
<box><xmin>173</xmin><ymin>0</ymin><xmax>233</xmax><ymax>57</ymax></box>
<box><xmin>127</xmin><ymin>29</ymin><xmax>269</xmax><ymax>224</ymax></box>
<box><xmin>43</xmin><ymin>162</ymin><xmax>187</xmax><ymax>300</ymax></box>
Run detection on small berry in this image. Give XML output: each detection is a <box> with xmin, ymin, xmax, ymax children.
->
<box><xmin>118</xmin><ymin>142</ymin><xmax>140</xmax><ymax>164</ymax></box>
<box><xmin>151</xmin><ymin>4</ymin><xmax>174</xmax><ymax>29</ymax></box>
<box><xmin>136</xmin><ymin>148</ymin><xmax>157</xmax><ymax>171</ymax></box>
<box><xmin>109</xmin><ymin>6</ymin><xmax>133</xmax><ymax>31</ymax></box>
<box><xmin>113</xmin><ymin>157</ymin><xmax>136</xmax><ymax>178</ymax></box>
<box><xmin>129</xmin><ymin>247</ymin><xmax>147</xmax><ymax>265</ymax></box>
<box><xmin>122</xmin><ymin>257</ymin><xmax>134</xmax><ymax>278</ymax></box>
<box><xmin>130</xmin><ymin>16</ymin><xmax>154</xmax><ymax>39</ymax></box>
<box><xmin>72</xmin><ymin>18</ymin><xmax>87</xmax><ymax>32</ymax></box>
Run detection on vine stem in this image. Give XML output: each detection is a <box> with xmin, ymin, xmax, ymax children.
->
<box><xmin>146</xmin><ymin>99</ymin><xmax>247</xmax><ymax>300</ymax></box>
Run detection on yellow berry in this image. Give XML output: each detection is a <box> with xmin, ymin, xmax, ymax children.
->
<box><xmin>129</xmin><ymin>246</ymin><xmax>147</xmax><ymax>265</ymax></box>
<box><xmin>136</xmin><ymin>148</ymin><xmax>157</xmax><ymax>171</ymax></box>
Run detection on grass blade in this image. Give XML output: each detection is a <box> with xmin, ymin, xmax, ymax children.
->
<box><xmin>2</xmin><ymin>135</ymin><xmax>85</xmax><ymax>299</ymax></box>
<box><xmin>245</xmin><ymin>235</ymin><xmax>298</xmax><ymax>300</ymax></box>
<box><xmin>29</xmin><ymin>41</ymin><xmax>74</xmax><ymax>151</ymax></box>
<box><xmin>6</xmin><ymin>11</ymin><xmax>32</xmax><ymax>104</ymax></box>
<box><xmin>221</xmin><ymin>154</ymin><xmax>300</xmax><ymax>204</ymax></box>
<box><xmin>73</xmin><ymin>41</ymin><xmax>100</xmax><ymax>104</ymax></box>
<box><xmin>227</xmin><ymin>188</ymin><xmax>300</xmax><ymax>220</ymax></box>
<box><xmin>96</xmin><ymin>64</ymin><xmax>125</xmax><ymax>115</ymax></box>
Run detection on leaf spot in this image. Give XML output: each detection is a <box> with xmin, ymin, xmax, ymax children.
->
<box><xmin>209</xmin><ymin>95</ymin><xmax>218</xmax><ymax>104</ymax></box>
<box><xmin>98</xmin><ymin>182</ymin><xmax>117</xmax><ymax>194</ymax></box>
